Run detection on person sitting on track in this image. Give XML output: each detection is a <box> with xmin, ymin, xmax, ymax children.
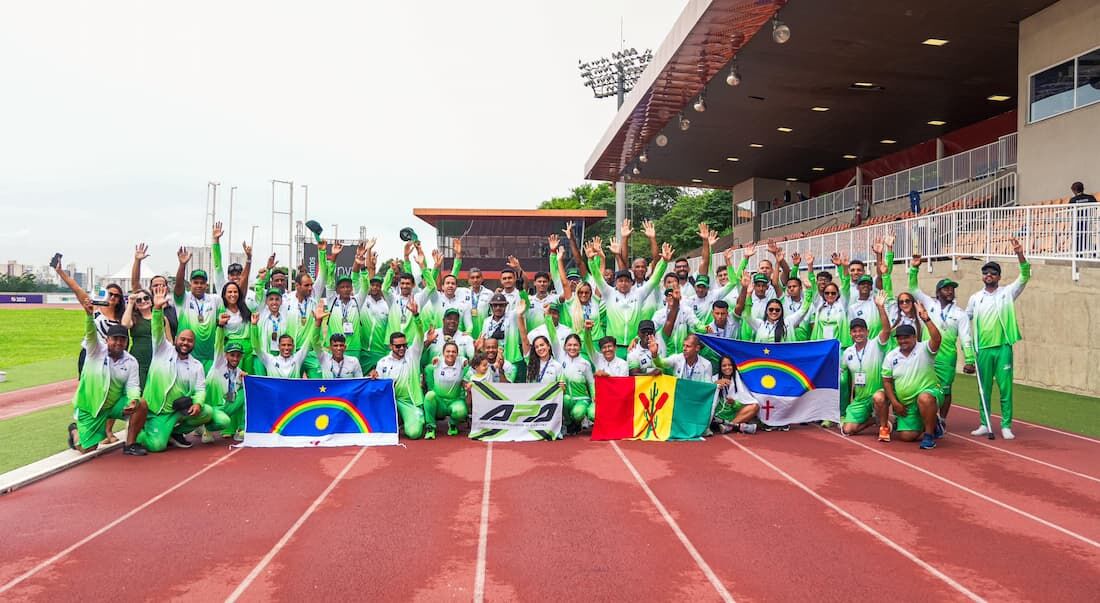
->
<box><xmin>711</xmin><ymin>356</ymin><xmax>757</xmax><ymax>435</ymax></box>
<box><xmin>841</xmin><ymin>292</ymin><xmax>891</xmax><ymax>438</ymax></box>
<box><xmin>876</xmin><ymin>301</ymin><xmax>944</xmax><ymax>450</ymax></box>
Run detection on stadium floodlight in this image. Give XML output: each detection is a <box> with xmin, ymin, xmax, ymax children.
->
<box><xmin>726</xmin><ymin>59</ymin><xmax>741</xmax><ymax>86</ymax></box>
<box><xmin>693</xmin><ymin>92</ymin><xmax>706</xmax><ymax>113</ymax></box>
<box><xmin>656</xmin><ymin>133</ymin><xmax>668</xmax><ymax>147</ymax></box>
<box><xmin>772</xmin><ymin>16</ymin><xmax>791</xmax><ymax>44</ymax></box>
<box><xmin>579</xmin><ymin>45</ymin><xmax>653</xmax><ymax>240</ymax></box>
<box><xmin>638</xmin><ymin>149</ymin><xmax>648</xmax><ymax>163</ymax></box>
<box><xmin>632</xmin><ymin>164</ymin><xmax>640</xmax><ymax>175</ymax></box>
<box><xmin>679</xmin><ymin>114</ymin><xmax>691</xmax><ymax>131</ymax></box>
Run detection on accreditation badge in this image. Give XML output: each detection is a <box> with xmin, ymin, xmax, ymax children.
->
<box><xmin>853</xmin><ymin>371</ymin><xmax>867</xmax><ymax>386</ymax></box>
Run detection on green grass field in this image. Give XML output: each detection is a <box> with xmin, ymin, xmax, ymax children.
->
<box><xmin>0</xmin><ymin>308</ymin><xmax>83</xmax><ymax>392</ymax></box>
<box><xmin>0</xmin><ymin>404</ymin><xmax>127</xmax><ymax>474</ymax></box>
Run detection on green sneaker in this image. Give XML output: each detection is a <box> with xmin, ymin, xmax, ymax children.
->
<box><xmin>423</xmin><ymin>428</ymin><xmax>436</xmax><ymax>440</ymax></box>
<box><xmin>447</xmin><ymin>424</ymin><xmax>459</xmax><ymax>436</ymax></box>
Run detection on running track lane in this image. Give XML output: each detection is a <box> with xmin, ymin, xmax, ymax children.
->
<box><xmin>1</xmin><ymin>444</ymin><xmax>359</xmax><ymax>600</ymax></box>
<box><xmin>743</xmin><ymin>428</ymin><xmax>1100</xmax><ymax>599</ymax></box>
<box><xmin>0</xmin><ymin>442</ymin><xmax>233</xmax><ymax>588</ymax></box>
<box><xmin>238</xmin><ymin>435</ymin><xmax>485</xmax><ymax>601</ymax></box>
<box><xmin>0</xmin><ymin>379</ymin><xmax>78</xmax><ymax>420</ymax></box>
<box><xmin>948</xmin><ymin>406</ymin><xmax>1100</xmax><ymax>476</ymax></box>
<box><xmin>612</xmin><ymin>439</ymin><xmax>974</xmax><ymax>601</ymax></box>
<box><xmin>484</xmin><ymin>437</ymin><xmax>731</xmax><ymax>601</ymax></box>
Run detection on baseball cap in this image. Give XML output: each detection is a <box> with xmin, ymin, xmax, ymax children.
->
<box><xmin>369</xmin><ymin>275</ymin><xmax>383</xmax><ymax>284</ymax></box>
<box><xmin>895</xmin><ymin>324</ymin><xmax>917</xmax><ymax>337</ymax></box>
<box><xmin>189</xmin><ymin>269</ymin><xmax>208</xmax><ymax>281</ymax></box>
<box><xmin>489</xmin><ymin>293</ymin><xmax>508</xmax><ymax>305</ymax></box>
<box><xmin>694</xmin><ymin>275</ymin><xmax>710</xmax><ymax>287</ymax></box>
<box><xmin>443</xmin><ymin>308</ymin><xmax>461</xmax><ymax>318</ymax></box>
<box><xmin>106</xmin><ymin>324</ymin><xmax>129</xmax><ymax>339</ymax></box>
<box><xmin>265</xmin><ymin>288</ymin><xmax>282</xmax><ymax>298</ymax></box>
<box><xmin>271</xmin><ymin>266</ymin><xmax>289</xmax><ymax>277</ymax></box>
<box><xmin>752</xmin><ymin>273</ymin><xmax>770</xmax><ymax>284</ymax></box>
<box><xmin>335</xmin><ymin>275</ymin><xmax>353</xmax><ymax>285</ymax></box>
<box><xmin>981</xmin><ymin>261</ymin><xmax>1001</xmax><ymax>275</ymax></box>
<box><xmin>225</xmin><ymin>342</ymin><xmax>244</xmax><ymax>353</ymax></box>
<box><xmin>566</xmin><ymin>267</ymin><xmax>581</xmax><ymax>281</ymax></box>
<box><xmin>614</xmin><ymin>269</ymin><xmax>632</xmax><ymax>281</ymax></box>
<box><xmin>227</xmin><ymin>263</ymin><xmax>244</xmax><ymax>275</ymax></box>
<box><xmin>849</xmin><ymin>318</ymin><xmax>868</xmax><ymax>330</ymax></box>
<box><xmin>547</xmin><ymin>301</ymin><xmax>562</xmax><ymax>313</ymax></box>
<box><xmin>936</xmin><ymin>278</ymin><xmax>959</xmax><ymax>290</ymax></box>
<box><xmin>856</xmin><ymin>275</ymin><xmax>874</xmax><ymax>284</ymax></box>
<box><xmin>638</xmin><ymin>320</ymin><xmax>656</xmax><ymax>333</ymax></box>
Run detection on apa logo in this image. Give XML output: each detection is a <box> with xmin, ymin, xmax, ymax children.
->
<box><xmin>479</xmin><ymin>403</ymin><xmax>557</xmax><ymax>423</ymax></box>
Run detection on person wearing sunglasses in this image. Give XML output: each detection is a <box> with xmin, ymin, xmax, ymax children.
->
<box><xmin>735</xmin><ymin>270</ymin><xmax>811</xmax><ymax>344</ymax></box>
<box><xmin>210</xmin><ymin>221</ymin><xmax>257</xmax><ymax>310</ymax></box>
<box><xmin>964</xmin><ymin>237</ymin><xmax>1030</xmax><ymax>439</ymax></box>
<box><xmin>737</xmin><ymin>244</ymin><xmax>784</xmax><ymax>340</ymax></box>
<box><xmin>879</xmin><ymin>299</ymin><xmax>943</xmax><ymax>450</ymax></box>
<box><xmin>121</xmin><ymin>288</ymin><xmax>156</xmax><ymax>388</ymax></box>
<box><xmin>908</xmin><ymin>254</ymin><xmax>975</xmax><ymax>432</ymax></box>
<box><xmin>52</xmin><ymin>253</ymin><xmax>125</xmax><ymax>375</ymax></box>
<box><xmin>370</xmin><ymin>298</ymin><xmax>430</xmax><ymax>439</ymax></box>
<box><xmin>779</xmin><ymin>251</ymin><xmax>816</xmax><ymax>341</ymax></box>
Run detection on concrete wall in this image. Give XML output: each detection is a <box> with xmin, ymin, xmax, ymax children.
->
<box><xmin>911</xmin><ymin>257</ymin><xmax>1100</xmax><ymax>397</ymax></box>
<box><xmin>1017</xmin><ymin>0</ymin><xmax>1100</xmax><ymax>204</ymax></box>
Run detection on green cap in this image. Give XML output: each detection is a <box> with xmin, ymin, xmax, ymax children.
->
<box><xmin>663</xmin><ymin>287</ymin><xmax>673</xmax><ymax>297</ymax></box>
<box><xmin>336</xmin><ymin>275</ymin><xmax>353</xmax><ymax>285</ymax></box>
<box><xmin>271</xmin><ymin>266</ymin><xmax>289</xmax><ymax>277</ymax></box>
<box><xmin>225</xmin><ymin>342</ymin><xmax>244</xmax><ymax>353</ymax></box>
<box><xmin>443</xmin><ymin>308</ymin><xmax>461</xmax><ymax>318</ymax></box>
<box><xmin>189</xmin><ymin>269</ymin><xmax>208</xmax><ymax>281</ymax></box>
<box><xmin>857</xmin><ymin>275</ymin><xmax>874</xmax><ymax>284</ymax></box>
<box><xmin>694</xmin><ymin>275</ymin><xmax>710</xmax><ymax>287</ymax></box>
<box><xmin>547</xmin><ymin>301</ymin><xmax>562</xmax><ymax>312</ymax></box>
<box><xmin>936</xmin><ymin>278</ymin><xmax>959</xmax><ymax>290</ymax></box>
<box><xmin>752</xmin><ymin>273</ymin><xmax>769</xmax><ymax>284</ymax></box>
<box><xmin>265</xmin><ymin>288</ymin><xmax>282</xmax><ymax>298</ymax></box>
<box><xmin>566</xmin><ymin>267</ymin><xmax>581</xmax><ymax>280</ymax></box>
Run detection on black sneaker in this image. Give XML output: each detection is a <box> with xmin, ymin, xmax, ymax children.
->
<box><xmin>168</xmin><ymin>433</ymin><xmax>193</xmax><ymax>448</ymax></box>
<box><xmin>123</xmin><ymin>443</ymin><xmax>148</xmax><ymax>456</ymax></box>
<box><xmin>67</xmin><ymin>422</ymin><xmax>78</xmax><ymax>450</ymax></box>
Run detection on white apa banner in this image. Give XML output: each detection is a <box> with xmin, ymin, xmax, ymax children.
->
<box><xmin>469</xmin><ymin>381</ymin><xmax>563</xmax><ymax>442</ymax></box>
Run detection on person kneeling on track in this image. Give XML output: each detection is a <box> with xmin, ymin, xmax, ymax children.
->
<box><xmin>876</xmin><ymin>301</ymin><xmax>944</xmax><ymax>450</ymax></box>
<box><xmin>841</xmin><ymin>292</ymin><xmax>891</xmax><ymax>438</ymax></box>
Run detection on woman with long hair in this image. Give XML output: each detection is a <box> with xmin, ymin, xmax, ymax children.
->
<box><xmin>522</xmin><ymin>335</ymin><xmax>563</xmax><ymax>385</ymax></box>
<box><xmin>735</xmin><ymin>272</ymin><xmax>809</xmax><ymax>343</ymax></box>
<box><xmin>889</xmin><ymin>292</ymin><xmax>923</xmax><ymax>346</ymax></box>
<box><xmin>711</xmin><ymin>356</ymin><xmax>758</xmax><ymax>434</ymax></box>
<box><xmin>121</xmin><ymin>287</ymin><xmax>156</xmax><ymax>387</ymax></box>
<box><xmin>219</xmin><ymin>281</ymin><xmax>253</xmax><ymax>374</ymax></box>
<box><xmin>426</xmin><ymin>341</ymin><xmax>469</xmax><ymax>436</ymax></box>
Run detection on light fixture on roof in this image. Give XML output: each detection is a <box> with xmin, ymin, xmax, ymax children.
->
<box><xmin>707</xmin><ymin>168</ymin><xmax>720</xmax><ymax>173</ymax></box>
<box><xmin>777</xmin><ymin>126</ymin><xmax>793</xmax><ymax>133</ymax></box>
<box><xmin>725</xmin><ymin>58</ymin><xmax>741</xmax><ymax>86</ymax></box>
<box><xmin>691</xmin><ymin>178</ymin><xmax>703</xmax><ymax>183</ymax></box>
<box><xmin>632</xmin><ymin>164</ymin><xmax>641</xmax><ymax>175</ymax></box>
<box><xmin>853</xmin><ymin>82</ymin><xmax>875</xmax><ymax>88</ymax></box>
<box><xmin>880</xmin><ymin>139</ymin><xmax>897</xmax><ymax>144</ymax></box>
<box><xmin>772</xmin><ymin>16</ymin><xmax>791</xmax><ymax>44</ymax></box>
<box><xmin>811</xmin><ymin>106</ymin><xmax>829</xmax><ymax>112</ymax></box>
<box><xmin>726</xmin><ymin>156</ymin><xmax>739</xmax><ymax>162</ymax></box>
<box><xmin>693</xmin><ymin>93</ymin><xmax>706</xmax><ymax>113</ymax></box>
<box><xmin>927</xmin><ymin>120</ymin><xmax>946</xmax><ymax>126</ymax></box>
<box><xmin>843</xmin><ymin>154</ymin><xmax>857</xmax><ymax>160</ymax></box>
<box><xmin>922</xmin><ymin>38</ymin><xmax>949</xmax><ymax>46</ymax></box>
<box><xmin>812</xmin><ymin>167</ymin><xmax>825</xmax><ymax>171</ymax></box>
<box><xmin>987</xmin><ymin>94</ymin><xmax>1011</xmax><ymax>101</ymax></box>
<box><xmin>750</xmin><ymin>143</ymin><xmax>763</xmax><ymax>148</ymax></box>
<box><xmin>679</xmin><ymin>114</ymin><xmax>691</xmax><ymax>131</ymax></box>
<box><xmin>656</xmin><ymin>134</ymin><xmax>668</xmax><ymax>147</ymax></box>
<box><xmin>785</xmin><ymin>177</ymin><xmax>798</xmax><ymax>182</ymax></box>
<box><xmin>639</xmin><ymin>149</ymin><xmax>648</xmax><ymax>163</ymax></box>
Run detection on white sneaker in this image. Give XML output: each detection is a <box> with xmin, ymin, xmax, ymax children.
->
<box><xmin>1001</xmin><ymin>427</ymin><xmax>1015</xmax><ymax>440</ymax></box>
<box><xmin>971</xmin><ymin>425</ymin><xmax>991</xmax><ymax>436</ymax></box>
<box><xmin>740</xmin><ymin>423</ymin><xmax>757</xmax><ymax>435</ymax></box>
<box><xmin>201</xmin><ymin>430</ymin><xmax>215</xmax><ymax>444</ymax></box>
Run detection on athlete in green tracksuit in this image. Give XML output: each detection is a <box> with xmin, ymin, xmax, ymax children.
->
<box><xmin>205</xmin><ymin>319</ymin><xmax>248</xmax><ymax>441</ymax></box>
<box><xmin>424</xmin><ymin>341</ymin><xmax>470</xmax><ymax>436</ymax></box>
<box><xmin>965</xmin><ymin>238</ymin><xmax>1029</xmax><ymax>439</ymax></box>
<box><xmin>909</xmin><ymin>255</ymin><xmax>974</xmax><ymax>425</ymax></box>
<box><xmin>138</xmin><ymin>295</ymin><xmax>230</xmax><ymax>452</ymax></box>
<box><xmin>840</xmin><ymin>292</ymin><xmax>891</xmax><ymax>438</ymax></box>
<box><xmin>172</xmin><ymin>247</ymin><xmax>220</xmax><ymax>372</ymax></box>
<box><xmin>372</xmin><ymin>299</ymin><xmax>430</xmax><ymax>439</ymax></box>
<box><xmin>588</xmin><ymin>242</ymin><xmax>670</xmax><ymax>357</ymax></box>
<box><xmin>67</xmin><ymin>303</ymin><xmax>149</xmax><ymax>455</ymax></box>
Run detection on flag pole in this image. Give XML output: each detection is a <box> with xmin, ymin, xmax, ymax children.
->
<box><xmin>970</xmin><ymin>320</ymin><xmax>996</xmax><ymax>440</ymax></box>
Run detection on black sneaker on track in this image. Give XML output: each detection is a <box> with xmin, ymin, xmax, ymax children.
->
<box><xmin>168</xmin><ymin>433</ymin><xmax>192</xmax><ymax>448</ymax></box>
<box><xmin>123</xmin><ymin>443</ymin><xmax>148</xmax><ymax>456</ymax></box>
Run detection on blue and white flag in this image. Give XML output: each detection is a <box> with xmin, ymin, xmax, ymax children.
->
<box><xmin>698</xmin><ymin>336</ymin><xmax>840</xmax><ymax>425</ymax></box>
<box><xmin>243</xmin><ymin>376</ymin><xmax>399</xmax><ymax>447</ymax></box>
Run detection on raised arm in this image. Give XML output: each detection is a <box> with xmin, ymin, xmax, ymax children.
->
<box><xmin>618</xmin><ymin>219</ymin><xmax>632</xmax><ymax>270</ymax></box>
<box><xmin>211</xmin><ymin>221</ymin><xmax>226</xmax><ymax>293</ymax></box>
<box><xmin>916</xmin><ymin>300</ymin><xmax>941</xmax><ymax>354</ymax></box>
<box><xmin>451</xmin><ymin>238</ymin><xmax>463</xmax><ymax>277</ymax></box>
<box><xmin>173</xmin><ymin>246</ymin><xmax>190</xmax><ymax>300</ymax></box>
<box><xmin>641</xmin><ymin>244</ymin><xmax>673</xmax><ymax>297</ymax></box>
<box><xmin>698</xmin><ymin>224</ymin><xmax>715</xmax><ymax>279</ymax></box>
<box><xmin>131</xmin><ymin>243</ymin><xmax>149</xmax><ymax>293</ymax></box>
<box><xmin>239</xmin><ymin>241</ymin><xmax>253</xmax><ymax>297</ymax></box>
<box><xmin>642</xmin><ymin>220</ymin><xmax>659</xmax><ymax>268</ymax></box>
<box><xmin>1006</xmin><ymin>237</ymin><xmax>1030</xmax><ymax>299</ymax></box>
<box><xmin>907</xmin><ymin>255</ymin><xmax>935</xmax><ymax>307</ymax></box>
<box><xmin>53</xmin><ymin>255</ymin><xmax>92</xmax><ymax>308</ymax></box>
<box><xmin>122</xmin><ymin>294</ymin><xmax>137</xmax><ymax>329</ymax></box>
<box><xmin>734</xmin><ymin>272</ymin><xmax>750</xmax><ymax>318</ymax></box>
<box><xmin>874</xmin><ymin>291</ymin><xmax>891</xmax><ymax>344</ymax></box>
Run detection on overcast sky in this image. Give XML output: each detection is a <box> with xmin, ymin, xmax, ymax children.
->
<box><xmin>0</xmin><ymin>0</ymin><xmax>687</xmax><ymax>278</ymax></box>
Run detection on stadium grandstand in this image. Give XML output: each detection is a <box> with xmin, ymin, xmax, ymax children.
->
<box><xmin>584</xmin><ymin>0</ymin><xmax>1100</xmax><ymax>396</ymax></box>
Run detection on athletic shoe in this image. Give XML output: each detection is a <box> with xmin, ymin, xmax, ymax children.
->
<box><xmin>123</xmin><ymin>443</ymin><xmax>148</xmax><ymax>456</ymax></box>
<box><xmin>971</xmin><ymin>425</ymin><xmax>992</xmax><ymax>436</ymax></box>
<box><xmin>67</xmin><ymin>422</ymin><xmax>78</xmax><ymax>450</ymax></box>
<box><xmin>1001</xmin><ymin>427</ymin><xmax>1016</xmax><ymax>440</ymax></box>
<box><xmin>934</xmin><ymin>417</ymin><xmax>945</xmax><ymax>440</ymax></box>
<box><xmin>201</xmin><ymin>430</ymin><xmax>215</xmax><ymax>444</ymax></box>
<box><xmin>820</xmin><ymin>420</ymin><xmax>833</xmax><ymax>428</ymax></box>
<box><xmin>221</xmin><ymin>431</ymin><xmax>233</xmax><ymax>439</ymax></box>
<box><xmin>763</xmin><ymin>425</ymin><xmax>776</xmax><ymax>432</ymax></box>
<box><xmin>447</xmin><ymin>424</ymin><xmax>459</xmax><ymax>436</ymax></box>
<box><xmin>423</xmin><ymin>428</ymin><xmax>436</xmax><ymax>440</ymax></box>
<box><xmin>168</xmin><ymin>433</ymin><xmax>192</xmax><ymax>448</ymax></box>
<box><xmin>919</xmin><ymin>433</ymin><xmax>936</xmax><ymax>450</ymax></box>
<box><xmin>778</xmin><ymin>425</ymin><xmax>791</xmax><ymax>432</ymax></box>
<box><xmin>878</xmin><ymin>426</ymin><xmax>891</xmax><ymax>442</ymax></box>
<box><xmin>233</xmin><ymin>430</ymin><xmax>245</xmax><ymax>442</ymax></box>
<box><xmin>739</xmin><ymin>423</ymin><xmax>757</xmax><ymax>435</ymax></box>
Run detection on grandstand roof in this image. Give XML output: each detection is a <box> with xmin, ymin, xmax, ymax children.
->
<box><xmin>585</xmin><ymin>0</ymin><xmax>1057</xmax><ymax>189</ymax></box>
<box><xmin>413</xmin><ymin>208</ymin><xmax>606</xmax><ymax>227</ymax></box>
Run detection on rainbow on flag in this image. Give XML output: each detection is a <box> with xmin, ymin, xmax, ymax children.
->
<box><xmin>591</xmin><ymin>375</ymin><xmax>717</xmax><ymax>441</ymax></box>
<box><xmin>243</xmin><ymin>376</ymin><xmax>399</xmax><ymax>447</ymax></box>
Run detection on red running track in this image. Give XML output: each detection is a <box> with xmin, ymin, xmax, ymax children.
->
<box><xmin>0</xmin><ymin>379</ymin><xmax>78</xmax><ymax>420</ymax></box>
<box><xmin>1</xmin><ymin>422</ymin><xmax>1098</xmax><ymax>601</ymax></box>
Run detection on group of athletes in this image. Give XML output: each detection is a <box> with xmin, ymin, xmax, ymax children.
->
<box><xmin>57</xmin><ymin>217</ymin><xmax>1029</xmax><ymax>455</ymax></box>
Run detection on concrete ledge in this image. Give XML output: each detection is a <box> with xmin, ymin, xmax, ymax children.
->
<box><xmin>0</xmin><ymin>430</ymin><xmax>126</xmax><ymax>495</ymax></box>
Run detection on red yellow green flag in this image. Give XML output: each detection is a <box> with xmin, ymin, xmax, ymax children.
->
<box><xmin>591</xmin><ymin>375</ymin><xmax>716</xmax><ymax>441</ymax></box>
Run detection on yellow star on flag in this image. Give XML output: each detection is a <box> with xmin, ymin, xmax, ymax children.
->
<box><xmin>762</xmin><ymin>347</ymin><xmax>770</xmax><ymax>355</ymax></box>
<box><xmin>319</xmin><ymin>385</ymin><xmax>327</xmax><ymax>393</ymax></box>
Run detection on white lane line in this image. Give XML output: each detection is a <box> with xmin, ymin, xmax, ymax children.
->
<box><xmin>225</xmin><ymin>447</ymin><xmax>367</xmax><ymax>603</ymax></box>
<box><xmin>722</xmin><ymin>436</ymin><xmax>984</xmax><ymax>602</ymax></box>
<box><xmin>951</xmin><ymin>406</ymin><xmax>1100</xmax><ymax>444</ymax></box>
<box><xmin>946</xmin><ymin>433</ymin><xmax>1100</xmax><ymax>484</ymax></box>
<box><xmin>820</xmin><ymin>428</ymin><xmax>1100</xmax><ymax>549</ymax></box>
<box><xmin>610</xmin><ymin>441</ymin><xmax>735</xmax><ymax>603</ymax></box>
<box><xmin>473</xmin><ymin>442</ymin><xmax>493</xmax><ymax>603</ymax></box>
<box><xmin>1</xmin><ymin>448</ymin><xmax>241</xmax><ymax>595</ymax></box>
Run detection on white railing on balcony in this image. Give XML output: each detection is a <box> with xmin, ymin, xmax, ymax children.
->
<box><xmin>761</xmin><ymin>185</ymin><xmax>870</xmax><ymax>231</ymax></box>
<box><xmin>871</xmin><ymin>132</ymin><xmax>1018</xmax><ymax>204</ymax></box>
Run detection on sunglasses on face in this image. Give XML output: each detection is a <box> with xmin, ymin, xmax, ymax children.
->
<box><xmin>133</xmin><ymin>295</ymin><xmax>150</xmax><ymax>302</ymax></box>
<box><xmin>824</xmin><ymin>291</ymin><xmax>839</xmax><ymax>296</ymax></box>
<box><xmin>107</xmin><ymin>292</ymin><xmax>122</xmax><ymax>298</ymax></box>
<box><xmin>767</xmin><ymin>307</ymin><xmax>782</xmax><ymax>313</ymax></box>
<box><xmin>982</xmin><ymin>270</ymin><xmax>999</xmax><ymax>276</ymax></box>
<box><xmin>899</xmin><ymin>299</ymin><xmax>914</xmax><ymax>305</ymax></box>
<box><xmin>392</xmin><ymin>343</ymin><xmax>408</xmax><ymax>349</ymax></box>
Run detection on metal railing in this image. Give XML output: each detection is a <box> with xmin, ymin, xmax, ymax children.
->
<box><xmin>761</xmin><ymin>185</ymin><xmax>870</xmax><ymax>231</ymax></box>
<box><xmin>871</xmin><ymin>133</ymin><xmax>1018</xmax><ymax>204</ymax></box>
<box><xmin>701</xmin><ymin>173</ymin><xmax>1100</xmax><ymax>281</ymax></box>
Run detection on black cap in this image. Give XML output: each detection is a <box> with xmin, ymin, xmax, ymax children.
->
<box><xmin>638</xmin><ymin>320</ymin><xmax>656</xmax><ymax>333</ymax></box>
<box><xmin>614</xmin><ymin>269</ymin><xmax>632</xmax><ymax>281</ymax></box>
<box><xmin>106</xmin><ymin>324</ymin><xmax>129</xmax><ymax>339</ymax></box>
<box><xmin>981</xmin><ymin>261</ymin><xmax>1001</xmax><ymax>275</ymax></box>
<box><xmin>171</xmin><ymin>396</ymin><xmax>194</xmax><ymax>413</ymax></box>
<box><xmin>849</xmin><ymin>318</ymin><xmax>868</xmax><ymax>331</ymax></box>
<box><xmin>895</xmin><ymin>324</ymin><xmax>917</xmax><ymax>337</ymax></box>
<box><xmin>227</xmin><ymin>263</ymin><xmax>244</xmax><ymax>275</ymax></box>
<box><xmin>489</xmin><ymin>293</ymin><xmax>508</xmax><ymax>305</ymax></box>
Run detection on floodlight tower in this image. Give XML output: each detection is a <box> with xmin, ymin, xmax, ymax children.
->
<box><xmin>578</xmin><ymin>47</ymin><xmax>653</xmax><ymax>239</ymax></box>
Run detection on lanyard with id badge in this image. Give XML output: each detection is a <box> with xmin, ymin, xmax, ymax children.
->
<box><xmin>269</xmin><ymin>315</ymin><xmax>281</xmax><ymax>352</ymax></box>
<box><xmin>339</xmin><ymin>299</ymin><xmax>356</xmax><ymax>334</ymax></box>
<box><xmin>853</xmin><ymin>345</ymin><xmax>868</xmax><ymax>386</ymax></box>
